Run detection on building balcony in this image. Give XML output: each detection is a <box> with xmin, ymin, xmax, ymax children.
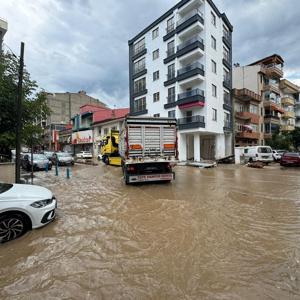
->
<box><xmin>264</xmin><ymin>114</ymin><xmax>280</xmax><ymax>124</ymax></box>
<box><xmin>282</xmin><ymin>111</ymin><xmax>296</xmax><ymax>119</ymax></box>
<box><xmin>164</xmin><ymin>95</ymin><xmax>176</xmax><ymax>109</ymax></box>
<box><xmin>166</xmin><ymin>24</ymin><xmax>175</xmax><ymax>35</ymax></box>
<box><xmin>235</xmin><ymin>112</ymin><xmax>260</xmax><ymax>124</ymax></box>
<box><xmin>281</xmin><ymin>124</ymin><xmax>295</xmax><ymax>132</ymax></box>
<box><xmin>164</xmin><ymin>47</ymin><xmax>176</xmax><ymax>64</ymax></box>
<box><xmin>263</xmin><ymin>83</ymin><xmax>280</xmax><ymax>94</ymax></box>
<box><xmin>263</xmin><ymin>64</ymin><xmax>283</xmax><ymax>79</ymax></box>
<box><xmin>280</xmin><ymin>79</ymin><xmax>299</xmax><ymax>93</ymax></box>
<box><xmin>281</xmin><ymin>95</ymin><xmax>295</xmax><ymax>106</ymax></box>
<box><xmin>233</xmin><ymin>88</ymin><xmax>262</xmax><ymax>102</ymax></box>
<box><xmin>263</xmin><ymin>100</ymin><xmax>285</xmax><ymax>113</ymax></box>
<box><xmin>264</xmin><ymin>133</ymin><xmax>272</xmax><ymax>140</ymax></box>
<box><xmin>177</xmin><ymin>35</ymin><xmax>204</xmax><ymax>58</ymax></box>
<box><xmin>223</xmin><ymin>121</ymin><xmax>232</xmax><ymax>132</ymax></box>
<box><xmin>177</xmin><ymin>115</ymin><xmax>205</xmax><ymax>130</ymax></box>
<box><xmin>223</xmin><ymin>95</ymin><xmax>232</xmax><ymax>111</ymax></box>
<box><xmin>176</xmin><ymin>9</ymin><xmax>204</xmax><ymax>35</ymax></box>
<box><xmin>236</xmin><ymin>131</ymin><xmax>260</xmax><ymax>140</ymax></box>
<box><xmin>177</xmin><ymin>62</ymin><xmax>204</xmax><ymax>82</ymax></box>
<box><xmin>223</xmin><ymin>77</ymin><xmax>231</xmax><ymax>90</ymax></box>
<box><xmin>177</xmin><ymin>88</ymin><xmax>205</xmax><ymax>106</ymax></box>
<box><xmin>222</xmin><ymin>31</ymin><xmax>231</xmax><ymax>48</ymax></box>
<box><xmin>132</xmin><ymin>67</ymin><xmax>147</xmax><ymax>79</ymax></box>
<box><xmin>132</xmin><ymin>45</ymin><xmax>147</xmax><ymax>61</ymax></box>
<box><xmin>132</xmin><ymin>89</ymin><xmax>148</xmax><ymax>98</ymax></box>
<box><xmin>164</xmin><ymin>73</ymin><xmax>176</xmax><ymax>87</ymax></box>
<box><xmin>222</xmin><ymin>58</ymin><xmax>231</xmax><ymax>69</ymax></box>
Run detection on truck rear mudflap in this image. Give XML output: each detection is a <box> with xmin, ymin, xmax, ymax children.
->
<box><xmin>127</xmin><ymin>172</ymin><xmax>175</xmax><ymax>184</ymax></box>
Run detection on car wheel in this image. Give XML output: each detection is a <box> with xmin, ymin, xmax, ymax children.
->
<box><xmin>0</xmin><ymin>214</ymin><xmax>28</xmax><ymax>243</ymax></box>
<box><xmin>249</xmin><ymin>158</ymin><xmax>253</xmax><ymax>163</ymax></box>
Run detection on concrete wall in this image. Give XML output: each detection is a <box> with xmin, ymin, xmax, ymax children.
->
<box><xmin>46</xmin><ymin>92</ymin><xmax>106</xmax><ymax>126</ymax></box>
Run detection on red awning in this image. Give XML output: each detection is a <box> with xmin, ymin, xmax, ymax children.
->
<box><xmin>179</xmin><ymin>101</ymin><xmax>205</xmax><ymax>110</ymax></box>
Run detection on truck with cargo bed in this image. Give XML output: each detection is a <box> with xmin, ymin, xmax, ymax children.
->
<box><xmin>119</xmin><ymin>117</ymin><xmax>178</xmax><ymax>184</ymax></box>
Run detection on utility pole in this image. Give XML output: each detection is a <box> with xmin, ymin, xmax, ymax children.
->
<box><xmin>15</xmin><ymin>42</ymin><xmax>25</xmax><ymax>184</ymax></box>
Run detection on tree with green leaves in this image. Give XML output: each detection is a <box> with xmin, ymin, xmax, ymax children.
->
<box><xmin>0</xmin><ymin>51</ymin><xmax>50</xmax><ymax>156</ymax></box>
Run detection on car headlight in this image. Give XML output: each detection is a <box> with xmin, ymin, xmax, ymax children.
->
<box><xmin>30</xmin><ymin>196</ymin><xmax>55</xmax><ymax>208</ymax></box>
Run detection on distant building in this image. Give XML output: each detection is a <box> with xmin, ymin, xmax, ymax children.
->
<box><xmin>44</xmin><ymin>91</ymin><xmax>107</xmax><ymax>150</ymax></box>
<box><xmin>0</xmin><ymin>17</ymin><xmax>8</xmax><ymax>52</ymax></box>
<box><xmin>92</xmin><ymin>108</ymin><xmax>129</xmax><ymax>157</ymax></box>
<box><xmin>233</xmin><ymin>54</ymin><xmax>299</xmax><ymax>146</ymax></box>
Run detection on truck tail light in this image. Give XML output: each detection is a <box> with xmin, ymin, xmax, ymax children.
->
<box><xmin>127</xmin><ymin>165</ymin><xmax>135</xmax><ymax>172</ymax></box>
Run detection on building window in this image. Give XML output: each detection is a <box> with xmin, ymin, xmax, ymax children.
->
<box><xmin>168</xmin><ymin>110</ymin><xmax>175</xmax><ymax>118</ymax></box>
<box><xmin>212</xmin><ymin>108</ymin><xmax>217</xmax><ymax>121</ymax></box>
<box><xmin>211</xmin><ymin>12</ymin><xmax>216</xmax><ymax>26</ymax></box>
<box><xmin>153</xmin><ymin>113</ymin><xmax>160</xmax><ymax>118</ymax></box>
<box><xmin>133</xmin><ymin>58</ymin><xmax>145</xmax><ymax>75</ymax></box>
<box><xmin>167</xmin><ymin>63</ymin><xmax>175</xmax><ymax>80</ymax></box>
<box><xmin>153</xmin><ymin>49</ymin><xmax>159</xmax><ymax>60</ymax></box>
<box><xmin>212</xmin><ymin>84</ymin><xmax>217</xmax><ymax>97</ymax></box>
<box><xmin>167</xmin><ymin>17</ymin><xmax>174</xmax><ymax>33</ymax></box>
<box><xmin>104</xmin><ymin>128</ymin><xmax>108</xmax><ymax>135</ymax></box>
<box><xmin>153</xmin><ymin>70</ymin><xmax>159</xmax><ymax>81</ymax></box>
<box><xmin>211</xmin><ymin>36</ymin><xmax>216</xmax><ymax>50</ymax></box>
<box><xmin>224</xmin><ymin>90</ymin><xmax>230</xmax><ymax>105</ymax></box>
<box><xmin>153</xmin><ymin>92</ymin><xmax>160</xmax><ymax>102</ymax></box>
<box><xmin>152</xmin><ymin>28</ymin><xmax>159</xmax><ymax>39</ymax></box>
<box><xmin>167</xmin><ymin>40</ymin><xmax>175</xmax><ymax>57</ymax></box>
<box><xmin>134</xmin><ymin>77</ymin><xmax>146</xmax><ymax>94</ymax></box>
<box><xmin>224</xmin><ymin>112</ymin><xmax>230</xmax><ymax>127</ymax></box>
<box><xmin>223</xmin><ymin>68</ymin><xmax>230</xmax><ymax>83</ymax></box>
<box><xmin>133</xmin><ymin>97</ymin><xmax>146</xmax><ymax>113</ymax></box>
<box><xmin>212</xmin><ymin>60</ymin><xmax>217</xmax><ymax>74</ymax></box>
<box><xmin>250</xmin><ymin>104</ymin><xmax>258</xmax><ymax>114</ymax></box>
<box><xmin>223</xmin><ymin>47</ymin><xmax>230</xmax><ymax>62</ymax></box>
<box><xmin>133</xmin><ymin>38</ymin><xmax>145</xmax><ymax>56</ymax></box>
<box><xmin>167</xmin><ymin>87</ymin><xmax>175</xmax><ymax>103</ymax></box>
<box><xmin>223</xmin><ymin>26</ymin><xmax>229</xmax><ymax>39</ymax></box>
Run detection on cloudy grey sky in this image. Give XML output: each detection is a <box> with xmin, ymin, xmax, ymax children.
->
<box><xmin>1</xmin><ymin>0</ymin><xmax>300</xmax><ymax>107</ymax></box>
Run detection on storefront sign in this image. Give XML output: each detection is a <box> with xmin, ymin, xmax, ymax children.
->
<box><xmin>72</xmin><ymin>130</ymin><xmax>93</xmax><ymax>144</ymax></box>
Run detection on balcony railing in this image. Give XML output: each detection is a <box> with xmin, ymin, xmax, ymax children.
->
<box><xmin>177</xmin><ymin>62</ymin><xmax>204</xmax><ymax>76</ymax></box>
<box><xmin>166</xmin><ymin>94</ymin><xmax>176</xmax><ymax>104</ymax></box>
<box><xmin>224</xmin><ymin>121</ymin><xmax>231</xmax><ymax>128</ymax></box>
<box><xmin>223</xmin><ymin>76</ymin><xmax>231</xmax><ymax>87</ymax></box>
<box><xmin>224</xmin><ymin>95</ymin><xmax>231</xmax><ymax>106</ymax></box>
<box><xmin>133</xmin><ymin>44</ymin><xmax>146</xmax><ymax>56</ymax></box>
<box><xmin>166</xmin><ymin>24</ymin><xmax>175</xmax><ymax>34</ymax></box>
<box><xmin>177</xmin><ymin>115</ymin><xmax>205</xmax><ymax>130</ymax></box>
<box><xmin>223</xmin><ymin>31</ymin><xmax>231</xmax><ymax>43</ymax></box>
<box><xmin>177</xmin><ymin>35</ymin><xmax>204</xmax><ymax>51</ymax></box>
<box><xmin>166</xmin><ymin>47</ymin><xmax>175</xmax><ymax>57</ymax></box>
<box><xmin>133</xmin><ymin>65</ymin><xmax>146</xmax><ymax>75</ymax></box>
<box><xmin>233</xmin><ymin>88</ymin><xmax>262</xmax><ymax>102</ymax></box>
<box><xmin>177</xmin><ymin>9</ymin><xmax>204</xmax><ymax>27</ymax></box>
<box><xmin>166</xmin><ymin>72</ymin><xmax>176</xmax><ymax>81</ymax></box>
<box><xmin>178</xmin><ymin>88</ymin><xmax>204</xmax><ymax>100</ymax></box>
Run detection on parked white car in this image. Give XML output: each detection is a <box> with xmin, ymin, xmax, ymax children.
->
<box><xmin>244</xmin><ymin>146</ymin><xmax>273</xmax><ymax>164</ymax></box>
<box><xmin>272</xmin><ymin>150</ymin><xmax>284</xmax><ymax>161</ymax></box>
<box><xmin>76</xmin><ymin>151</ymin><xmax>93</xmax><ymax>159</ymax></box>
<box><xmin>0</xmin><ymin>183</ymin><xmax>57</xmax><ymax>243</ymax></box>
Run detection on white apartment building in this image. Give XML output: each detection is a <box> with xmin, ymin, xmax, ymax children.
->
<box><xmin>128</xmin><ymin>0</ymin><xmax>233</xmax><ymax>161</ymax></box>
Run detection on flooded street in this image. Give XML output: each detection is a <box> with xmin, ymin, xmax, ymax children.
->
<box><xmin>1</xmin><ymin>164</ymin><xmax>300</xmax><ymax>299</ymax></box>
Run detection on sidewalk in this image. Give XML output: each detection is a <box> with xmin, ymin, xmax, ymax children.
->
<box><xmin>0</xmin><ymin>163</ymin><xmax>15</xmax><ymax>183</ymax></box>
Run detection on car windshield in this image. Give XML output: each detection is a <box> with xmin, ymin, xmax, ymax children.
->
<box><xmin>33</xmin><ymin>154</ymin><xmax>47</xmax><ymax>160</ymax></box>
<box><xmin>258</xmin><ymin>147</ymin><xmax>271</xmax><ymax>153</ymax></box>
<box><xmin>57</xmin><ymin>153</ymin><xmax>71</xmax><ymax>157</ymax></box>
<box><xmin>0</xmin><ymin>183</ymin><xmax>13</xmax><ymax>194</ymax></box>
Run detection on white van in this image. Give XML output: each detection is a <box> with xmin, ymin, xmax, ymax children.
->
<box><xmin>244</xmin><ymin>146</ymin><xmax>273</xmax><ymax>164</ymax></box>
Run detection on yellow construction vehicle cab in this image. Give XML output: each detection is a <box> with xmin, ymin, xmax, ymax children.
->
<box><xmin>99</xmin><ymin>130</ymin><xmax>121</xmax><ymax>166</ymax></box>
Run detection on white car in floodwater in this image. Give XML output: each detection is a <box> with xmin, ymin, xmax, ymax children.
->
<box><xmin>0</xmin><ymin>183</ymin><xmax>57</xmax><ymax>243</ymax></box>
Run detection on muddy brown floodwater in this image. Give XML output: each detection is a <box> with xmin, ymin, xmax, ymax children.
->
<box><xmin>0</xmin><ymin>164</ymin><xmax>300</xmax><ymax>299</ymax></box>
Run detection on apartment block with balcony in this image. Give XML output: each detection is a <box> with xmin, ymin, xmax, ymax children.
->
<box><xmin>279</xmin><ymin>79</ymin><xmax>299</xmax><ymax>132</ymax></box>
<box><xmin>128</xmin><ymin>0</ymin><xmax>233</xmax><ymax>161</ymax></box>
<box><xmin>233</xmin><ymin>54</ymin><xmax>287</xmax><ymax>144</ymax></box>
<box><xmin>233</xmin><ymin>88</ymin><xmax>262</xmax><ymax>147</ymax></box>
<box><xmin>296</xmin><ymin>94</ymin><xmax>300</xmax><ymax>128</ymax></box>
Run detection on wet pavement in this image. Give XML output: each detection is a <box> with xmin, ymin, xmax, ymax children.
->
<box><xmin>0</xmin><ymin>163</ymin><xmax>300</xmax><ymax>299</ymax></box>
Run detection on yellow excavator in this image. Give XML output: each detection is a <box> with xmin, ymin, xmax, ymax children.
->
<box><xmin>99</xmin><ymin>130</ymin><xmax>121</xmax><ymax>166</ymax></box>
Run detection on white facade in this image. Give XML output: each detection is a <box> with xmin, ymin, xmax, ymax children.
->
<box><xmin>129</xmin><ymin>0</ymin><xmax>233</xmax><ymax>161</ymax></box>
<box><xmin>0</xmin><ymin>18</ymin><xmax>8</xmax><ymax>52</ymax></box>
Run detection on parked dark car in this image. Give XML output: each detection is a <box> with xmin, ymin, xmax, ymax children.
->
<box><xmin>21</xmin><ymin>154</ymin><xmax>52</xmax><ymax>171</ymax></box>
<box><xmin>51</xmin><ymin>152</ymin><xmax>74</xmax><ymax>166</ymax></box>
<box><xmin>280</xmin><ymin>152</ymin><xmax>300</xmax><ymax>167</ymax></box>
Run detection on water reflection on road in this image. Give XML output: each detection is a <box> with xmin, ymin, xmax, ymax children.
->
<box><xmin>1</xmin><ymin>164</ymin><xmax>300</xmax><ymax>299</ymax></box>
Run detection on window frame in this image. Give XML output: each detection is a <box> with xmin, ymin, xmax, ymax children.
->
<box><xmin>212</xmin><ymin>108</ymin><xmax>217</xmax><ymax>121</ymax></box>
<box><xmin>212</xmin><ymin>84</ymin><xmax>217</xmax><ymax>97</ymax></box>
<box><xmin>152</xmin><ymin>49</ymin><xmax>159</xmax><ymax>60</ymax></box>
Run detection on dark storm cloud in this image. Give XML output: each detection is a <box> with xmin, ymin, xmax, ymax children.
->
<box><xmin>2</xmin><ymin>0</ymin><xmax>300</xmax><ymax>107</ymax></box>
